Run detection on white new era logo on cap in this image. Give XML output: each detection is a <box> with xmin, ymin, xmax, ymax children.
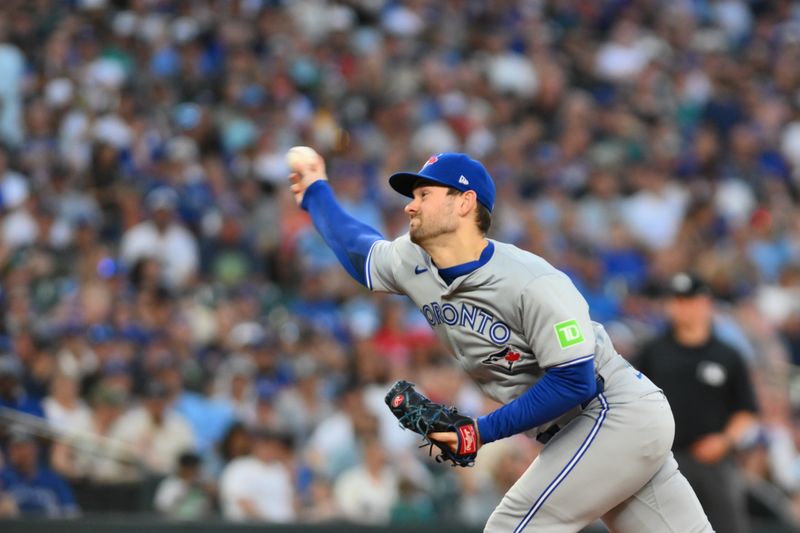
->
<box><xmin>459</xmin><ymin>175</ymin><xmax>469</xmax><ymax>185</ymax></box>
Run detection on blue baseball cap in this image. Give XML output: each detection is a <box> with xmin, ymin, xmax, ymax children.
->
<box><xmin>389</xmin><ymin>153</ymin><xmax>496</xmax><ymax>212</ymax></box>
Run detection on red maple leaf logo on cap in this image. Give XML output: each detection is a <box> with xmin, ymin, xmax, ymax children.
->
<box><xmin>421</xmin><ymin>155</ymin><xmax>438</xmax><ymax>169</ymax></box>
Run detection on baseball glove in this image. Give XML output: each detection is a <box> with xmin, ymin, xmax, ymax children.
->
<box><xmin>385</xmin><ymin>379</ymin><xmax>478</xmax><ymax>467</ymax></box>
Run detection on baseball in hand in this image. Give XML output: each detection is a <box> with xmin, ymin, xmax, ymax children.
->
<box><xmin>286</xmin><ymin>145</ymin><xmax>326</xmax><ymax>206</ymax></box>
<box><xmin>286</xmin><ymin>146</ymin><xmax>319</xmax><ymax>171</ymax></box>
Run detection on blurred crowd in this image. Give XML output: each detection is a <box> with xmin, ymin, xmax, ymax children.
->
<box><xmin>0</xmin><ymin>0</ymin><xmax>799</xmax><ymax>527</ymax></box>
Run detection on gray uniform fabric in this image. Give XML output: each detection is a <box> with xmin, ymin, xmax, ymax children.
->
<box><xmin>368</xmin><ymin>236</ymin><xmax>713</xmax><ymax>532</ymax></box>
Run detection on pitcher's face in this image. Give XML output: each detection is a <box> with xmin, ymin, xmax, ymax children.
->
<box><xmin>405</xmin><ymin>184</ymin><xmax>459</xmax><ymax>246</ymax></box>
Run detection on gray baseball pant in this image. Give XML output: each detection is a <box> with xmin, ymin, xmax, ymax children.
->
<box><xmin>484</xmin><ymin>390</ymin><xmax>714</xmax><ymax>532</ymax></box>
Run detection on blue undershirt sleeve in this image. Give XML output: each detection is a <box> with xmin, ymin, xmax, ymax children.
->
<box><xmin>300</xmin><ymin>180</ymin><xmax>384</xmax><ymax>287</ymax></box>
<box><xmin>476</xmin><ymin>359</ymin><xmax>597</xmax><ymax>444</ymax></box>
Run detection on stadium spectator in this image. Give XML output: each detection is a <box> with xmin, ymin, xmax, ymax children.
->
<box><xmin>275</xmin><ymin>355</ymin><xmax>332</xmax><ymax>445</ymax></box>
<box><xmin>212</xmin><ymin>354</ymin><xmax>258</xmax><ymax>425</ymax></box>
<box><xmin>109</xmin><ymin>381</ymin><xmax>194</xmax><ymax>477</ymax></box>
<box><xmin>389</xmin><ymin>475</ymin><xmax>435</xmax><ymax>525</ymax></box>
<box><xmin>54</xmin><ymin>324</ymin><xmax>97</xmax><ymax>388</ymax></box>
<box><xmin>204</xmin><ymin>422</ymin><xmax>251</xmax><ymax>480</ymax></box>
<box><xmin>302</xmin><ymin>475</ymin><xmax>340</xmax><ymax>523</ymax></box>
<box><xmin>226</xmin><ymin>321</ymin><xmax>294</xmax><ymax>394</ymax></box>
<box><xmin>0</xmin><ymin>355</ymin><xmax>43</xmax><ymax>418</ymax></box>
<box><xmin>333</xmin><ymin>436</ymin><xmax>398</xmax><ymax>525</ymax></box>
<box><xmin>0</xmin><ymin>430</ymin><xmax>78</xmax><ymax>517</ymax></box>
<box><xmin>219</xmin><ymin>428</ymin><xmax>296</xmax><ymax>522</ymax></box>
<box><xmin>155</xmin><ymin>353</ymin><xmax>236</xmax><ymax>454</ymax></box>
<box><xmin>153</xmin><ymin>451</ymin><xmax>213</xmax><ymax>519</ymax></box>
<box><xmin>50</xmin><ymin>384</ymin><xmax>135</xmax><ymax>484</ymax></box>
<box><xmin>119</xmin><ymin>187</ymin><xmax>199</xmax><ymax>289</ymax></box>
<box><xmin>305</xmin><ymin>383</ymin><xmax>376</xmax><ymax>480</ymax></box>
<box><xmin>42</xmin><ymin>371</ymin><xmax>92</xmax><ymax>432</ymax></box>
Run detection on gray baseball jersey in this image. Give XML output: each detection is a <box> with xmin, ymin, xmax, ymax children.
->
<box><xmin>368</xmin><ymin>235</ymin><xmax>613</xmax><ymax>424</ymax></box>
<box><xmin>367</xmin><ymin>235</ymin><xmax>713</xmax><ymax>532</ymax></box>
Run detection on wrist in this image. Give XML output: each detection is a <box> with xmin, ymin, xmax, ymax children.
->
<box><xmin>299</xmin><ymin>179</ymin><xmax>331</xmax><ymax>211</ymax></box>
<box><xmin>476</xmin><ymin>415</ymin><xmax>495</xmax><ymax>445</ymax></box>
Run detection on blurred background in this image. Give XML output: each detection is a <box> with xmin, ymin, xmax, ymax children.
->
<box><xmin>0</xmin><ymin>0</ymin><xmax>799</xmax><ymax>532</ymax></box>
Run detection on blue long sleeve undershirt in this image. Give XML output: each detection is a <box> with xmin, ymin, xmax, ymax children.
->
<box><xmin>477</xmin><ymin>359</ymin><xmax>598</xmax><ymax>444</ymax></box>
<box><xmin>300</xmin><ymin>180</ymin><xmax>383</xmax><ymax>286</ymax></box>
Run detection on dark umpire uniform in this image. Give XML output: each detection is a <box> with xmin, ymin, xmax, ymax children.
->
<box><xmin>637</xmin><ymin>273</ymin><xmax>759</xmax><ymax>533</ymax></box>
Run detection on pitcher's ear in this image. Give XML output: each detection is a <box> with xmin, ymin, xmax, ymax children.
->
<box><xmin>458</xmin><ymin>190</ymin><xmax>478</xmax><ymax>216</ymax></box>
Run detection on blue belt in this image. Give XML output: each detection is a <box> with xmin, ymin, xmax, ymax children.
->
<box><xmin>536</xmin><ymin>376</ymin><xmax>604</xmax><ymax>444</ymax></box>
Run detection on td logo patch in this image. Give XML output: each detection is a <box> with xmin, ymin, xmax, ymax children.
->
<box><xmin>554</xmin><ymin>319</ymin><xmax>584</xmax><ymax>349</ymax></box>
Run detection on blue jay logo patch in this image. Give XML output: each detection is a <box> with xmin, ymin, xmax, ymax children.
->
<box><xmin>482</xmin><ymin>346</ymin><xmax>528</xmax><ymax>375</ymax></box>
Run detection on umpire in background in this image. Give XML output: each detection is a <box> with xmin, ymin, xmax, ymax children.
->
<box><xmin>636</xmin><ymin>272</ymin><xmax>759</xmax><ymax>533</ymax></box>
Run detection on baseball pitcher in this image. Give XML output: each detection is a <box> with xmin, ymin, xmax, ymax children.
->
<box><xmin>288</xmin><ymin>149</ymin><xmax>713</xmax><ymax>532</ymax></box>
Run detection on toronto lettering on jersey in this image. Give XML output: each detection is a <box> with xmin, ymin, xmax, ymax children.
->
<box><xmin>420</xmin><ymin>301</ymin><xmax>511</xmax><ymax>345</ymax></box>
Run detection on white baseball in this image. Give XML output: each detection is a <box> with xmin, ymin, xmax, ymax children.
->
<box><xmin>286</xmin><ymin>146</ymin><xmax>319</xmax><ymax>171</ymax></box>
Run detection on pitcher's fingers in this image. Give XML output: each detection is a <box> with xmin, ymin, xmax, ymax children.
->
<box><xmin>428</xmin><ymin>432</ymin><xmax>458</xmax><ymax>452</ymax></box>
